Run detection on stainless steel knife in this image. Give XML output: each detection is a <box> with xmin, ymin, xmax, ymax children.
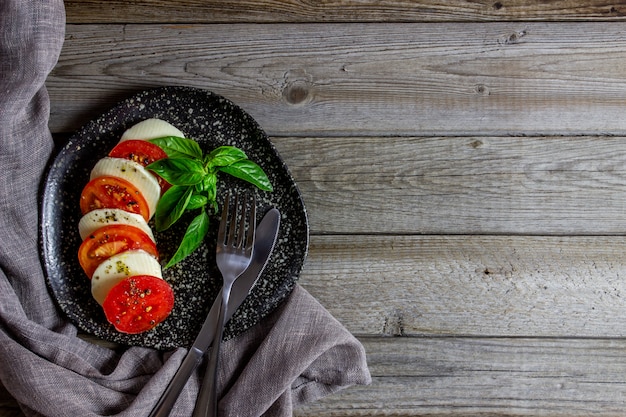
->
<box><xmin>149</xmin><ymin>207</ymin><xmax>281</xmax><ymax>417</ymax></box>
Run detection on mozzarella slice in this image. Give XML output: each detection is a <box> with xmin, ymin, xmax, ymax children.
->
<box><xmin>120</xmin><ymin>118</ymin><xmax>185</xmax><ymax>142</ymax></box>
<box><xmin>90</xmin><ymin>157</ymin><xmax>161</xmax><ymax>219</ymax></box>
<box><xmin>78</xmin><ymin>209</ymin><xmax>155</xmax><ymax>242</ymax></box>
<box><xmin>91</xmin><ymin>250</ymin><xmax>162</xmax><ymax>305</ymax></box>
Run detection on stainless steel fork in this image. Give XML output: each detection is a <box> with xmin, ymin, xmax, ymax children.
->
<box><xmin>193</xmin><ymin>191</ymin><xmax>256</xmax><ymax>417</ymax></box>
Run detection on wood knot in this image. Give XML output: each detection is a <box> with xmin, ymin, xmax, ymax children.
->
<box><xmin>282</xmin><ymin>69</ymin><xmax>313</xmax><ymax>106</ymax></box>
<box><xmin>470</xmin><ymin>139</ymin><xmax>483</xmax><ymax>148</ymax></box>
<box><xmin>474</xmin><ymin>84</ymin><xmax>490</xmax><ymax>96</ymax></box>
<box><xmin>498</xmin><ymin>29</ymin><xmax>527</xmax><ymax>45</ymax></box>
<box><xmin>383</xmin><ymin>311</ymin><xmax>405</xmax><ymax>336</ymax></box>
<box><xmin>283</xmin><ymin>81</ymin><xmax>311</xmax><ymax>105</ymax></box>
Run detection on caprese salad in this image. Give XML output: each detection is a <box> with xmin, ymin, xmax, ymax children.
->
<box><xmin>76</xmin><ymin>117</ymin><xmax>273</xmax><ymax>335</ymax></box>
<box><xmin>77</xmin><ymin>118</ymin><xmax>184</xmax><ymax>334</ymax></box>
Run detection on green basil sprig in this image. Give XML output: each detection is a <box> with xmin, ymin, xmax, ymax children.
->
<box><xmin>146</xmin><ymin>136</ymin><xmax>273</xmax><ymax>268</ymax></box>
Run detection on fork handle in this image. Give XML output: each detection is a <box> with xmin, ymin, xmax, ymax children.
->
<box><xmin>193</xmin><ymin>288</ymin><xmax>231</xmax><ymax>417</ymax></box>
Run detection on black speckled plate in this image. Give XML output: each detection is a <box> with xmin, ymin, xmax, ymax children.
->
<box><xmin>40</xmin><ymin>86</ymin><xmax>308</xmax><ymax>350</ymax></box>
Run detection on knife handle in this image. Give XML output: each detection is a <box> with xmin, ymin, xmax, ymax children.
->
<box><xmin>148</xmin><ymin>346</ymin><xmax>204</xmax><ymax>417</ymax></box>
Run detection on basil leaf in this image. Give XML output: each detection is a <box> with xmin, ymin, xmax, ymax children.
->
<box><xmin>147</xmin><ymin>158</ymin><xmax>206</xmax><ymax>186</ymax></box>
<box><xmin>149</xmin><ymin>136</ymin><xmax>203</xmax><ymax>159</ymax></box>
<box><xmin>164</xmin><ymin>210</ymin><xmax>209</xmax><ymax>269</ymax></box>
<box><xmin>206</xmin><ymin>146</ymin><xmax>247</xmax><ymax>168</ymax></box>
<box><xmin>187</xmin><ymin>193</ymin><xmax>208</xmax><ymax>210</ymax></box>
<box><xmin>154</xmin><ymin>185</ymin><xmax>193</xmax><ymax>232</ymax></box>
<box><xmin>204</xmin><ymin>175</ymin><xmax>218</xmax><ymax>202</ymax></box>
<box><xmin>218</xmin><ymin>160</ymin><xmax>273</xmax><ymax>191</ymax></box>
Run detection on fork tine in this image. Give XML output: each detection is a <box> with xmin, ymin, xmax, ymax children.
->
<box><xmin>236</xmin><ymin>193</ymin><xmax>247</xmax><ymax>249</ymax></box>
<box><xmin>227</xmin><ymin>192</ymin><xmax>239</xmax><ymax>247</ymax></box>
<box><xmin>245</xmin><ymin>194</ymin><xmax>256</xmax><ymax>255</ymax></box>
<box><xmin>217</xmin><ymin>192</ymin><xmax>230</xmax><ymax>245</ymax></box>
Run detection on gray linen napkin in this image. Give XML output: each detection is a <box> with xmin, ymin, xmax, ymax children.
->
<box><xmin>0</xmin><ymin>1</ymin><xmax>371</xmax><ymax>416</ymax></box>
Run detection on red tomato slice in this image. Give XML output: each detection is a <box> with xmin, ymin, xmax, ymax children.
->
<box><xmin>78</xmin><ymin>225</ymin><xmax>158</xmax><ymax>278</ymax></box>
<box><xmin>109</xmin><ymin>140</ymin><xmax>171</xmax><ymax>193</ymax></box>
<box><xmin>109</xmin><ymin>140</ymin><xmax>168</xmax><ymax>166</ymax></box>
<box><xmin>103</xmin><ymin>275</ymin><xmax>175</xmax><ymax>334</ymax></box>
<box><xmin>80</xmin><ymin>176</ymin><xmax>150</xmax><ymax>221</ymax></box>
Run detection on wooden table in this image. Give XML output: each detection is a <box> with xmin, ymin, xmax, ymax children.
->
<box><xmin>4</xmin><ymin>1</ymin><xmax>626</xmax><ymax>415</ymax></box>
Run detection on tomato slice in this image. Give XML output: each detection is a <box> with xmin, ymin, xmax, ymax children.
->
<box><xmin>109</xmin><ymin>140</ymin><xmax>171</xmax><ymax>193</ymax></box>
<box><xmin>109</xmin><ymin>140</ymin><xmax>168</xmax><ymax>166</ymax></box>
<box><xmin>102</xmin><ymin>275</ymin><xmax>174</xmax><ymax>334</ymax></box>
<box><xmin>78</xmin><ymin>225</ymin><xmax>158</xmax><ymax>278</ymax></box>
<box><xmin>80</xmin><ymin>176</ymin><xmax>150</xmax><ymax>221</ymax></box>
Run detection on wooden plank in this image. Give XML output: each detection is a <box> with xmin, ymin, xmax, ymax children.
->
<box><xmin>274</xmin><ymin>136</ymin><xmax>626</xmax><ymax>235</ymax></box>
<box><xmin>300</xmin><ymin>235</ymin><xmax>626</xmax><ymax>337</ymax></box>
<box><xmin>64</xmin><ymin>0</ymin><xmax>626</xmax><ymax>23</ymax></box>
<box><xmin>295</xmin><ymin>336</ymin><xmax>626</xmax><ymax>416</ymax></box>
<box><xmin>48</xmin><ymin>22</ymin><xmax>626</xmax><ymax>136</ymax></box>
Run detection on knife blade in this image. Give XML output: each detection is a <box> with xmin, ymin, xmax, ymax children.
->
<box><xmin>149</xmin><ymin>207</ymin><xmax>281</xmax><ymax>417</ymax></box>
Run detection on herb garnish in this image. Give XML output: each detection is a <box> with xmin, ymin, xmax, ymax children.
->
<box><xmin>146</xmin><ymin>136</ymin><xmax>272</xmax><ymax>268</ymax></box>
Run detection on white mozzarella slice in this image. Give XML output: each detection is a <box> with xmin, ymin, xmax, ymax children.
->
<box><xmin>91</xmin><ymin>250</ymin><xmax>162</xmax><ymax>305</ymax></box>
<box><xmin>78</xmin><ymin>209</ymin><xmax>155</xmax><ymax>242</ymax></box>
<box><xmin>90</xmin><ymin>157</ymin><xmax>161</xmax><ymax>219</ymax></box>
<box><xmin>120</xmin><ymin>118</ymin><xmax>185</xmax><ymax>142</ymax></box>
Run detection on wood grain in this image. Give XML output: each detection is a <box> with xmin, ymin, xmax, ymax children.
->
<box><xmin>64</xmin><ymin>0</ymin><xmax>626</xmax><ymax>23</ymax></box>
<box><xmin>295</xmin><ymin>337</ymin><xmax>626</xmax><ymax>416</ymax></box>
<box><xmin>48</xmin><ymin>22</ymin><xmax>626</xmax><ymax>136</ymax></box>
<box><xmin>277</xmin><ymin>135</ymin><xmax>626</xmax><ymax>235</ymax></box>
<box><xmin>300</xmin><ymin>235</ymin><xmax>626</xmax><ymax>337</ymax></box>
